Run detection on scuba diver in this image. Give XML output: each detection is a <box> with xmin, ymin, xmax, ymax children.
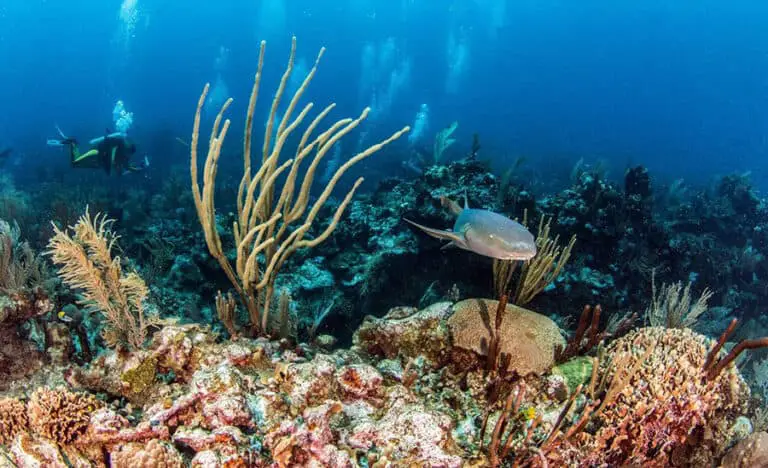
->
<box><xmin>48</xmin><ymin>127</ymin><xmax>149</xmax><ymax>176</ymax></box>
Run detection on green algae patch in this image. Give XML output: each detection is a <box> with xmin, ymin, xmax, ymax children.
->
<box><xmin>121</xmin><ymin>355</ymin><xmax>158</xmax><ymax>397</ymax></box>
<box><xmin>551</xmin><ymin>356</ymin><xmax>593</xmax><ymax>394</ymax></box>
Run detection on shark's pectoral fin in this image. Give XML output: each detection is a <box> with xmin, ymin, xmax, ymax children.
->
<box><xmin>440</xmin><ymin>242</ymin><xmax>459</xmax><ymax>250</ymax></box>
<box><xmin>403</xmin><ymin>218</ymin><xmax>468</xmax><ymax>247</ymax></box>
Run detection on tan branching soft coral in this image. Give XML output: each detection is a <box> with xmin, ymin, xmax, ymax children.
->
<box><xmin>110</xmin><ymin>439</ymin><xmax>184</xmax><ymax>467</ymax></box>
<box><xmin>448</xmin><ymin>298</ymin><xmax>565</xmax><ymax>376</ymax></box>
<box><xmin>191</xmin><ymin>37</ymin><xmax>409</xmax><ymax>336</ymax></box>
<box><xmin>0</xmin><ymin>397</ymin><xmax>29</xmax><ymax>445</ymax></box>
<box><xmin>47</xmin><ymin>209</ymin><xmax>163</xmax><ymax>350</ymax></box>
<box><xmin>27</xmin><ymin>387</ymin><xmax>103</xmax><ymax>445</ymax></box>
<box><xmin>583</xmin><ymin>327</ymin><xmax>750</xmax><ymax>466</ymax></box>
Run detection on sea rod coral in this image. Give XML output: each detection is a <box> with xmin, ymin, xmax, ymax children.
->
<box><xmin>191</xmin><ymin>36</ymin><xmax>409</xmax><ymax>335</ymax></box>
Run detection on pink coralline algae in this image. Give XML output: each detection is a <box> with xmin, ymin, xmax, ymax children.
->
<box><xmin>188</xmin><ymin>364</ymin><xmax>258</xmax><ymax>429</ymax></box>
<box><xmin>346</xmin><ymin>395</ymin><xmax>463</xmax><ymax>467</ymax></box>
<box><xmin>278</xmin><ymin>354</ymin><xmax>337</xmax><ymax>413</ymax></box>
<box><xmin>335</xmin><ymin>364</ymin><xmax>384</xmax><ymax>404</ymax></box>
<box><xmin>266</xmin><ymin>401</ymin><xmax>354</xmax><ymax>467</ymax></box>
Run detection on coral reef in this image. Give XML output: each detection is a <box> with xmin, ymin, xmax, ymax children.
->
<box><xmin>0</xmin><ymin>287</ymin><xmax>763</xmax><ymax>467</ymax></box>
<box><xmin>0</xmin><ymin>321</ymin><xmax>466</xmax><ymax>466</ymax></box>
<box><xmin>1</xmin><ymin>37</ymin><xmax>767</xmax><ymax>466</ymax></box>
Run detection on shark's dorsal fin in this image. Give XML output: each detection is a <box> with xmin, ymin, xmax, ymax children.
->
<box><xmin>439</xmin><ymin>196</ymin><xmax>463</xmax><ymax>216</ymax></box>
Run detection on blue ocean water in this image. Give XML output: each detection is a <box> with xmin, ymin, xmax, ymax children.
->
<box><xmin>0</xmin><ymin>0</ymin><xmax>767</xmax><ymax>189</ymax></box>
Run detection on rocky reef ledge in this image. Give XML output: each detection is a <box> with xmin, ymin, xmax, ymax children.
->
<box><xmin>0</xmin><ymin>299</ymin><xmax>762</xmax><ymax>467</ymax></box>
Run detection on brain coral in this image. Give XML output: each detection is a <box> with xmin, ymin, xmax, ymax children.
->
<box><xmin>111</xmin><ymin>439</ymin><xmax>184</xmax><ymax>467</ymax></box>
<box><xmin>447</xmin><ymin>298</ymin><xmax>565</xmax><ymax>376</ymax></box>
<box><xmin>585</xmin><ymin>327</ymin><xmax>750</xmax><ymax>466</ymax></box>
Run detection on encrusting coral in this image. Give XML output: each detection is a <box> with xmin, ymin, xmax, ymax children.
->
<box><xmin>353</xmin><ymin>302</ymin><xmax>453</xmax><ymax>363</ymax></box>
<box><xmin>0</xmin><ymin>398</ymin><xmax>28</xmax><ymax>445</ymax></box>
<box><xmin>27</xmin><ymin>387</ymin><xmax>103</xmax><ymax>445</ymax></box>
<box><xmin>110</xmin><ymin>439</ymin><xmax>184</xmax><ymax>467</ymax></box>
<box><xmin>721</xmin><ymin>431</ymin><xmax>768</xmax><ymax>467</ymax></box>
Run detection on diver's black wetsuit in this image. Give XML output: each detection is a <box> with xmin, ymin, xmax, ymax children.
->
<box><xmin>68</xmin><ymin>134</ymin><xmax>143</xmax><ymax>175</ymax></box>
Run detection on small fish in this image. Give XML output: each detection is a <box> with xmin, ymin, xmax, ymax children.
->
<box><xmin>523</xmin><ymin>406</ymin><xmax>536</xmax><ymax>421</ymax></box>
<box><xmin>404</xmin><ymin>196</ymin><xmax>536</xmax><ymax>261</ymax></box>
<box><xmin>57</xmin><ymin>310</ymin><xmax>73</xmax><ymax>323</ymax></box>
